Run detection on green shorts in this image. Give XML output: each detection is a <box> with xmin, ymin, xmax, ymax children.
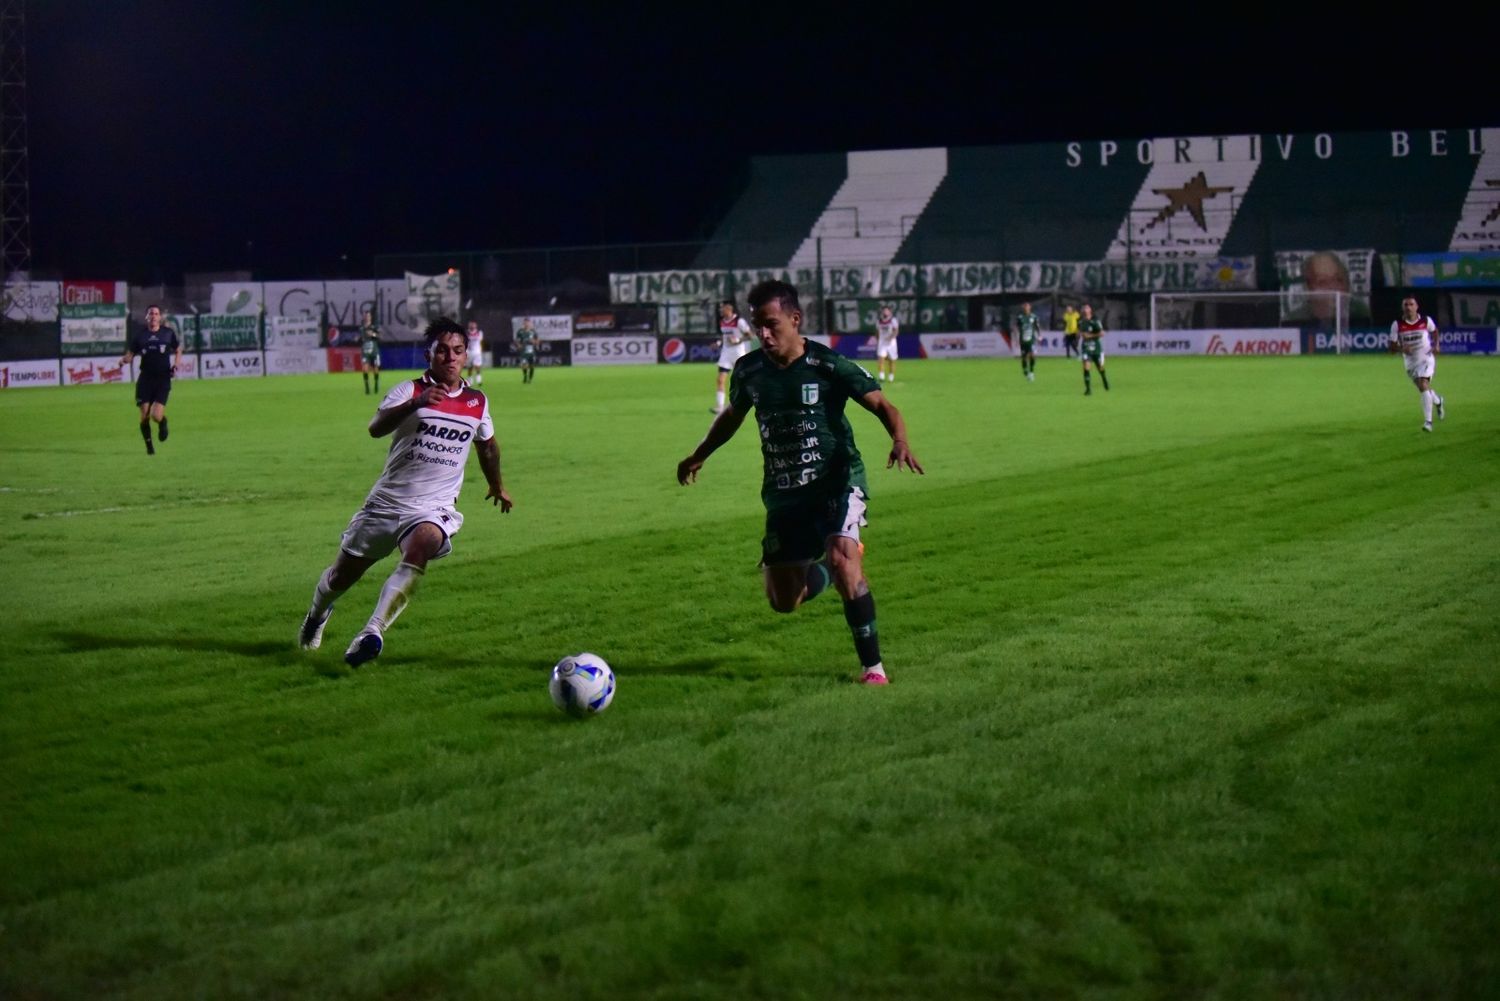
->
<box><xmin>760</xmin><ymin>485</ymin><xmax>868</xmax><ymax>567</ymax></box>
<box><xmin>1081</xmin><ymin>341</ymin><xmax>1104</xmax><ymax>363</ymax></box>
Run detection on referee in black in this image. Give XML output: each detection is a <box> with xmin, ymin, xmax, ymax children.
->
<box><xmin>119</xmin><ymin>304</ymin><xmax>182</xmax><ymax>455</ymax></box>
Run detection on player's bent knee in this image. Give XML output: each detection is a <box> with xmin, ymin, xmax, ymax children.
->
<box><xmin>767</xmin><ymin>592</ymin><xmax>801</xmax><ymax>614</ymax></box>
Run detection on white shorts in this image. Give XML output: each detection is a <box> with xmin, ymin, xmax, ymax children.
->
<box><xmin>718</xmin><ymin>345</ymin><xmax>747</xmax><ymax>371</ymax></box>
<box><xmin>1404</xmin><ymin>352</ymin><xmax>1435</xmax><ymax>381</ymax></box>
<box><xmin>340</xmin><ymin>505</ymin><xmax>463</xmax><ymax>561</ymax></box>
<box><xmin>876</xmin><ymin>339</ymin><xmax>898</xmax><ymax>361</ymax></box>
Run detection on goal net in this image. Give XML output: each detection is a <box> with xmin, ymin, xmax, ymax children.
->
<box><xmin>1150</xmin><ymin>290</ymin><xmax>1353</xmax><ymax>354</ymax></box>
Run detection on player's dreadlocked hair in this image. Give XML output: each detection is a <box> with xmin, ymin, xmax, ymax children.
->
<box><xmin>747</xmin><ymin>280</ymin><xmax>799</xmax><ymax>314</ymax></box>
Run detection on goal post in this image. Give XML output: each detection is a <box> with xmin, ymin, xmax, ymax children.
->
<box><xmin>1149</xmin><ymin>290</ymin><xmax>1353</xmax><ymax>354</ymax></box>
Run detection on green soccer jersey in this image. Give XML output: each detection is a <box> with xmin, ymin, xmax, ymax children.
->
<box><xmin>361</xmin><ymin>324</ymin><xmax>380</xmax><ymax>361</ymax></box>
<box><xmin>729</xmin><ymin>339</ymin><xmax>881</xmax><ymax>509</ymax></box>
<box><xmin>1079</xmin><ymin>318</ymin><xmax>1104</xmax><ymax>358</ymax></box>
<box><xmin>515</xmin><ymin>329</ymin><xmax>538</xmax><ymax>356</ymax></box>
<box><xmin>1015</xmin><ymin>313</ymin><xmax>1041</xmax><ymax>345</ymax></box>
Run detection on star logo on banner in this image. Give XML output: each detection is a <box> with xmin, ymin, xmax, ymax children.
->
<box><xmin>1144</xmin><ymin>171</ymin><xmax>1234</xmax><ymax>231</ymax></box>
<box><xmin>1483</xmin><ymin>179</ymin><xmax>1499</xmax><ymax>226</ymax></box>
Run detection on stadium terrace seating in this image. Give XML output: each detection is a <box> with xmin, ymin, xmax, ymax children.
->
<box><xmin>1220</xmin><ymin>131</ymin><xmax>1481</xmax><ymax>255</ymax></box>
<box><xmin>693</xmin><ymin>153</ymin><xmax>848</xmax><ymax>270</ymax></box>
<box><xmin>897</xmin><ymin>144</ymin><xmax>1151</xmax><ymax>262</ymax></box>
<box><xmin>787</xmin><ymin>149</ymin><xmax>949</xmax><ymax>267</ymax></box>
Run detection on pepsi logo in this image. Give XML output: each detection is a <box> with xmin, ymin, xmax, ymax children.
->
<box><xmin>663</xmin><ymin>338</ymin><xmax>686</xmax><ymax>363</ymax></box>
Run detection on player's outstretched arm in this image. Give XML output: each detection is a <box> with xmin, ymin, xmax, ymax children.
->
<box><xmin>678</xmin><ymin>405</ymin><xmax>746</xmax><ymax>485</ymax></box>
<box><xmin>475</xmin><ymin>437</ymin><xmax>512</xmax><ymax>511</ymax></box>
<box><xmin>858</xmin><ymin>390</ymin><xmax>925</xmax><ymax>474</ymax></box>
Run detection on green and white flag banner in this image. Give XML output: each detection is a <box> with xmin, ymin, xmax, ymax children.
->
<box><xmin>59</xmin><ymin>303</ymin><xmax>128</xmax><ymax>355</ymax></box>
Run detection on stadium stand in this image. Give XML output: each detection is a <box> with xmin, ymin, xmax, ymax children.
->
<box><xmin>1220</xmin><ymin>131</ymin><xmax>1480</xmax><ymax>254</ymax></box>
<box><xmin>787</xmin><ymin>148</ymin><xmax>949</xmax><ymax>267</ymax></box>
<box><xmin>692</xmin><ymin>153</ymin><xmax>848</xmax><ymax>270</ymax></box>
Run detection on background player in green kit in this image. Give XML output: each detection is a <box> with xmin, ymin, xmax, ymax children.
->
<box><xmin>360</xmin><ymin>310</ymin><xmax>381</xmax><ymax>395</ymax></box>
<box><xmin>514</xmin><ymin>317</ymin><xmax>539</xmax><ymax>384</ymax></box>
<box><xmin>1014</xmin><ymin>300</ymin><xmax>1040</xmax><ymax>381</ymax></box>
<box><xmin>677</xmin><ymin>279</ymin><xmax>924</xmax><ymax>685</ymax></box>
<box><xmin>1078</xmin><ymin>303</ymin><xmax>1110</xmax><ymax>395</ymax></box>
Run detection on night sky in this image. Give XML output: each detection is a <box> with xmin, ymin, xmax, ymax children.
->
<box><xmin>23</xmin><ymin>2</ymin><xmax>1495</xmax><ymax>282</ymax></box>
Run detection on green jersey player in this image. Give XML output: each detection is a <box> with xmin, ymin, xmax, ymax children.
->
<box><xmin>360</xmin><ymin>310</ymin><xmax>382</xmax><ymax>395</ymax></box>
<box><xmin>514</xmin><ymin>318</ymin><xmax>539</xmax><ymax>384</ymax></box>
<box><xmin>1014</xmin><ymin>301</ymin><xmax>1041</xmax><ymax>381</ymax></box>
<box><xmin>677</xmin><ymin>279</ymin><xmax>924</xmax><ymax>685</ymax></box>
<box><xmin>1078</xmin><ymin>304</ymin><xmax>1110</xmax><ymax>395</ymax></box>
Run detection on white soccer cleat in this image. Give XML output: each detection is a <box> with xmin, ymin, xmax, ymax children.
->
<box><xmin>344</xmin><ymin>630</ymin><xmax>383</xmax><ymax>668</ymax></box>
<box><xmin>298</xmin><ymin>608</ymin><xmax>331</xmax><ymax>650</ymax></box>
<box><xmin>1422</xmin><ymin>422</ymin><xmax>1433</xmax><ymax>433</ymax></box>
<box><xmin>1436</xmin><ymin>397</ymin><xmax>1445</xmax><ymax>421</ymax></box>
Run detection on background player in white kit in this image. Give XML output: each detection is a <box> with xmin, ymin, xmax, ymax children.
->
<box><xmin>298</xmin><ymin>318</ymin><xmax>513</xmax><ymax>667</ymax></box>
<box><xmin>713</xmin><ymin>300</ymin><xmax>754</xmax><ymax>413</ymax></box>
<box><xmin>1389</xmin><ymin>296</ymin><xmax>1446</xmax><ymax>432</ymax></box>
<box><xmin>463</xmin><ymin>319</ymin><xmax>485</xmax><ymax>387</ymax></box>
<box><xmin>875</xmin><ymin>305</ymin><xmax>899</xmax><ymax>383</ymax></box>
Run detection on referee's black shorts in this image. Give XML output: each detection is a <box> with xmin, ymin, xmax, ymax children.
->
<box><xmin>135</xmin><ymin>374</ymin><xmax>172</xmax><ymax>406</ymax></box>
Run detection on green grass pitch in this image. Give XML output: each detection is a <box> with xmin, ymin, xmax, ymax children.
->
<box><xmin>2</xmin><ymin>355</ymin><xmax>1497</xmax><ymax>998</ymax></box>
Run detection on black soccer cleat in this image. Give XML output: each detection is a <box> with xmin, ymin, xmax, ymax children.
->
<box><xmin>158</xmin><ymin>418</ymin><xmax>169</xmax><ymax>442</ymax></box>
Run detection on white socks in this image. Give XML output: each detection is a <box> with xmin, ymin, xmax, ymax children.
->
<box><xmin>1422</xmin><ymin>390</ymin><xmax>1434</xmax><ymax>423</ymax></box>
<box><xmin>309</xmin><ymin>567</ymin><xmax>344</xmax><ymax>619</ymax></box>
<box><xmin>365</xmin><ymin>561</ymin><xmax>425</xmax><ymax>635</ymax></box>
<box><xmin>715</xmin><ymin>390</ymin><xmax>725</xmax><ymax>410</ymax></box>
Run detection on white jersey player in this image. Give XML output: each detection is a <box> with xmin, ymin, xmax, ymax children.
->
<box><xmin>1389</xmin><ymin>296</ymin><xmax>1446</xmax><ymax>432</ymax></box>
<box><xmin>299</xmin><ymin>319</ymin><xmax>513</xmax><ymax>667</ymax></box>
<box><xmin>875</xmin><ymin>305</ymin><xmax>900</xmax><ymax>383</ymax></box>
<box><xmin>463</xmin><ymin>319</ymin><xmax>485</xmax><ymax>386</ymax></box>
<box><xmin>713</xmin><ymin>300</ymin><xmax>754</xmax><ymax>413</ymax></box>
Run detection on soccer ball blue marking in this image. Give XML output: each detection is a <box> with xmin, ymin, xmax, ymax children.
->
<box><xmin>549</xmin><ymin>653</ymin><xmax>616</xmax><ymax>718</ymax></box>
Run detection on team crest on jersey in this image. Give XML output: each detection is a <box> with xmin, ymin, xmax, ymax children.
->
<box><xmin>801</xmin><ymin>384</ymin><xmax>819</xmax><ymax>405</ymax></box>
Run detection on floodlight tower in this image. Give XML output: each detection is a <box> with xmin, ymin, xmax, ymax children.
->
<box><xmin>1</xmin><ymin>0</ymin><xmax>32</xmax><ymax>280</ymax></box>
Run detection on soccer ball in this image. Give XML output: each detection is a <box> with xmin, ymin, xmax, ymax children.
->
<box><xmin>548</xmin><ymin>652</ymin><xmax>615</xmax><ymax>718</ymax></box>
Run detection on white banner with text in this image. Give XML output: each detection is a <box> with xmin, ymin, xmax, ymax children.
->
<box><xmin>513</xmin><ymin>314</ymin><xmax>574</xmax><ymax>340</ymax></box>
<box><xmin>199</xmin><ymin>350</ymin><xmax>264</xmax><ymax>379</ymax></box>
<box><xmin>570</xmin><ymin>336</ymin><xmax>657</xmax><ymax>366</ymax></box>
<box><xmin>0</xmin><ymin>359</ymin><xmax>61</xmax><ymax>388</ymax></box>
<box><xmin>611</xmin><ymin>258</ymin><xmax>1258</xmax><ymax>305</ymax></box>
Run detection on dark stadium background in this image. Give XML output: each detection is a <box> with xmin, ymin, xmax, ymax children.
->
<box><xmin>25</xmin><ymin>2</ymin><xmax>1494</xmax><ymax>282</ymax></box>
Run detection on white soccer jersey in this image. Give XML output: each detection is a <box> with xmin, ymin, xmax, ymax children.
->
<box><xmin>1390</xmin><ymin>315</ymin><xmax>1436</xmax><ymax>357</ymax></box>
<box><xmin>363</xmin><ymin>376</ymin><xmax>493</xmax><ymax>512</ymax></box>
<box><xmin>718</xmin><ymin>315</ymin><xmax>754</xmax><ymax>368</ymax></box>
<box><xmin>467</xmin><ymin>331</ymin><xmax>484</xmax><ymax>360</ymax></box>
<box><xmin>1392</xmin><ymin>315</ymin><xmax>1438</xmax><ymax>379</ymax></box>
<box><xmin>876</xmin><ymin>315</ymin><xmax>900</xmax><ymax>344</ymax></box>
